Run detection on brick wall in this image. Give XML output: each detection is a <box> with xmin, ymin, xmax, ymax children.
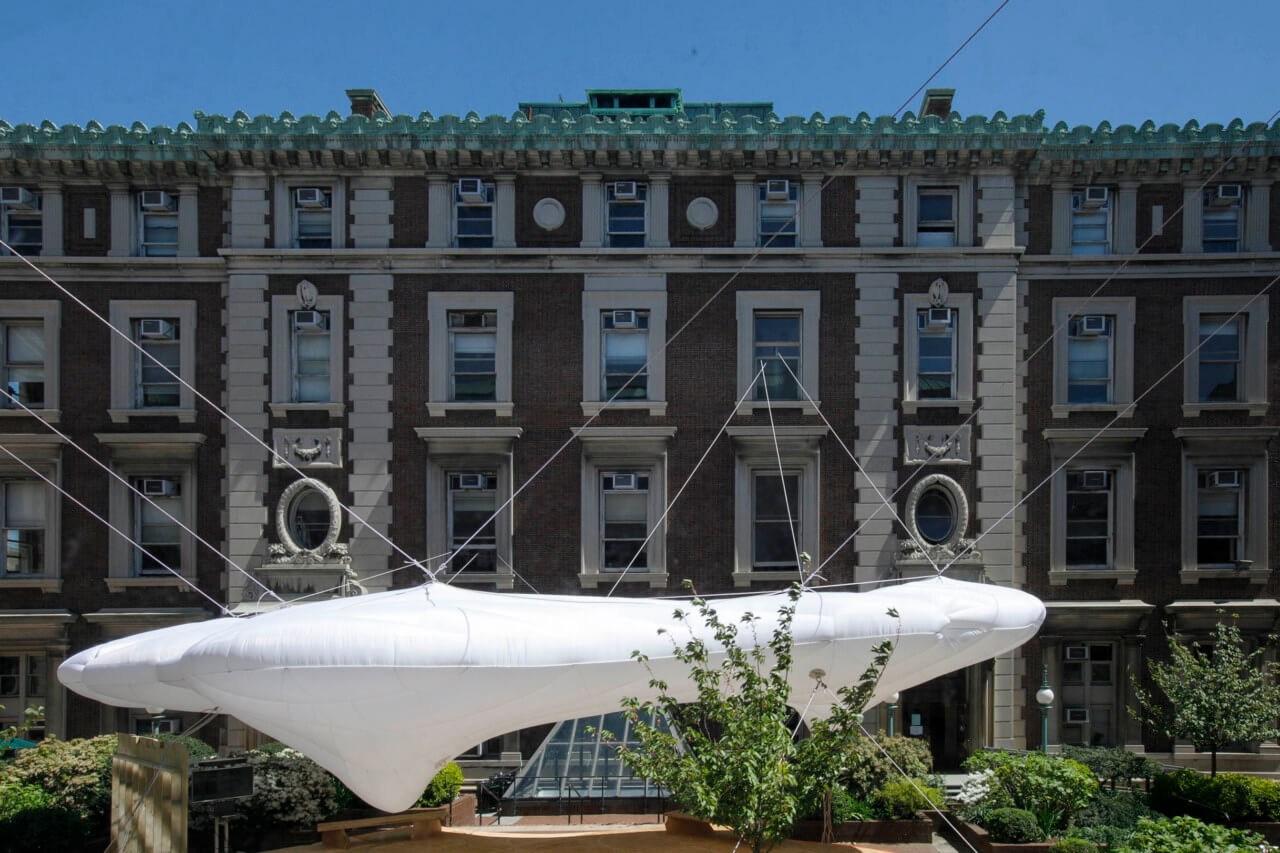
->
<box><xmin>1136</xmin><ymin>184</ymin><xmax>1184</xmax><ymax>253</ymax></box>
<box><xmin>63</xmin><ymin>189</ymin><xmax>110</xmax><ymax>256</ymax></box>
<box><xmin>391</xmin><ymin>177</ymin><xmax>428</xmax><ymax>248</ymax></box>
<box><xmin>668</xmin><ymin>177</ymin><xmax>735</xmax><ymax>247</ymax></box>
<box><xmin>1024</xmin><ymin>186</ymin><xmax>1052</xmax><ymax>254</ymax></box>
<box><xmin>198</xmin><ymin>186</ymin><xmax>226</xmax><ymax>256</ymax></box>
<box><xmin>515</xmin><ymin>178</ymin><xmax>581</xmax><ymax>247</ymax></box>
<box><xmin>821</xmin><ymin>177</ymin><xmax>858</xmax><ymax>247</ymax></box>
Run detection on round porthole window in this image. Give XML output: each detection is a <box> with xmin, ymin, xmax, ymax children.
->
<box><xmin>276</xmin><ymin>478</ymin><xmax>342</xmax><ymax>557</ymax></box>
<box><xmin>904</xmin><ymin>473</ymin><xmax>969</xmax><ymax>550</ymax></box>
<box><xmin>915</xmin><ymin>488</ymin><xmax>955</xmax><ymax>544</ymax></box>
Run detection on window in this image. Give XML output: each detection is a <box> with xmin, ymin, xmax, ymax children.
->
<box><xmin>291</xmin><ymin>310</ymin><xmax>331</xmax><ymax>403</ymax></box>
<box><xmin>427</xmin><ymin>293</ymin><xmax>513</xmax><ymax>416</ymax></box>
<box><xmin>902</xmin><ymin>288</ymin><xmax>974</xmax><ymax>413</ymax></box>
<box><xmin>1196</xmin><ymin>469</ymin><xmax>1242</xmax><ymax>565</ymax></box>
<box><xmin>1060</xmin><ymin>643</ymin><xmax>1115</xmax><ymax>747</ymax></box>
<box><xmin>0</xmin><ymin>189</ymin><xmax>41</xmax><ymax>256</ymax></box>
<box><xmin>917</xmin><ymin>189</ymin><xmax>957</xmax><ymax>247</ymax></box>
<box><xmin>132</xmin><ymin>476</ymin><xmax>182</xmax><ymax>576</ymax></box>
<box><xmin>1182</xmin><ymin>296</ymin><xmax>1268</xmax><ymax>416</ymax></box>
<box><xmin>606</xmin><ymin>182</ymin><xmax>647</xmax><ymax>247</ymax></box>
<box><xmin>578</xmin><ymin>427</ymin><xmax>671</xmax><ymax>588</ymax></box>
<box><xmin>753</xmin><ymin>311</ymin><xmax>801</xmax><ymax>401</ymax></box>
<box><xmin>293</xmin><ymin>187</ymin><xmax>333</xmax><ymax>249</ymax></box>
<box><xmin>898</xmin><ymin>473</ymin><xmax>975</xmax><ymax>571</ymax></box>
<box><xmin>758</xmin><ymin>180</ymin><xmax>798</xmax><ymax>247</ymax></box>
<box><xmin>1176</xmin><ymin>428</ymin><xmax>1271</xmax><ymax>582</ymax></box>
<box><xmin>1066</xmin><ymin>315</ymin><xmax>1113</xmax><ymax>404</ymax></box>
<box><xmin>0</xmin><ymin>654</ymin><xmax>46</xmax><ymax>738</ymax></box>
<box><xmin>1064</xmin><ymin>470</ymin><xmax>1113</xmax><ymax>568</ymax></box>
<box><xmin>1</xmin><ymin>321</ymin><xmax>44</xmax><ymax>409</ymax></box>
<box><xmin>288</xmin><ymin>487</ymin><xmax>332</xmax><ymax>551</ymax></box>
<box><xmin>581</xmin><ymin>286</ymin><xmax>666</xmax><ymax>416</ymax></box>
<box><xmin>1202</xmin><ymin>186</ymin><xmax>1241</xmax><ymax>253</ymax></box>
<box><xmin>447</xmin><ymin>472</ymin><xmax>498</xmax><ymax>572</ymax></box>
<box><xmin>602</xmin><ymin>310</ymin><xmax>649</xmax><ymax>400</ymax></box>
<box><xmin>1</xmin><ymin>481</ymin><xmax>45</xmax><ymax>576</ymax></box>
<box><xmin>601</xmin><ymin>471</ymin><xmax>649</xmax><ymax>570</ymax></box>
<box><xmin>109</xmin><ymin>301</ymin><xmax>197</xmax><ymax>422</ymax></box>
<box><xmin>914</xmin><ymin>486</ymin><xmax>955</xmax><ymax>544</ymax></box>
<box><xmin>753</xmin><ymin>471</ymin><xmax>800</xmax><ymax>570</ymax></box>
<box><xmin>270</xmin><ymin>290</ymin><xmax>344</xmax><ymax>413</ymax></box>
<box><xmin>735</xmin><ymin>292</ymin><xmax>820</xmax><ymax>414</ymax></box>
<box><xmin>1051</xmin><ymin>298</ymin><xmax>1135</xmax><ymax>417</ymax></box>
<box><xmin>138</xmin><ymin>191</ymin><xmax>179</xmax><ymax>257</ymax></box>
<box><xmin>454</xmin><ymin>180</ymin><xmax>494</xmax><ymax>248</ymax></box>
<box><xmin>1070</xmin><ymin>189</ymin><xmax>1111</xmax><ymax>254</ymax></box>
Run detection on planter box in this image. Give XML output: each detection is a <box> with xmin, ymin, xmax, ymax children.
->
<box><xmin>665</xmin><ymin>812</ymin><xmax>714</xmax><ymax>837</ymax></box>
<box><xmin>791</xmin><ymin>815</ymin><xmax>933</xmax><ymax>844</ymax></box>
<box><xmin>950</xmin><ymin>820</ymin><xmax>1058</xmax><ymax>853</ymax></box>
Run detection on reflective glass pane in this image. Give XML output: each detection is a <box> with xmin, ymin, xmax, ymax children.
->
<box><xmin>918</xmin><ymin>194</ymin><xmax>953</xmax><ymax>222</ymax></box>
<box><xmin>915</xmin><ymin>489</ymin><xmax>954</xmax><ymax>543</ymax></box>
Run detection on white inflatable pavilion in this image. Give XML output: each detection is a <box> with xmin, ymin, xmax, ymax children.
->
<box><xmin>60</xmin><ymin>576</ymin><xmax>1044</xmax><ymax>812</ymax></box>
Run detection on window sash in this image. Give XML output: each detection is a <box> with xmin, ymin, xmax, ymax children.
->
<box><xmin>139</xmin><ymin>207</ymin><xmax>179</xmax><ymax>257</ymax></box>
<box><xmin>1197</xmin><ymin>473</ymin><xmax>1243</xmax><ymax>565</ymax></box>
<box><xmin>917</xmin><ymin>310</ymin><xmax>956</xmax><ymax>399</ymax></box>
<box><xmin>291</xmin><ymin>315</ymin><xmax>331</xmax><ymax>403</ymax></box>
<box><xmin>134</xmin><ymin>489</ymin><xmax>182</xmax><ymax>575</ymax></box>
<box><xmin>454</xmin><ymin>183</ymin><xmax>495</xmax><ymax>248</ymax></box>
<box><xmin>293</xmin><ymin>190</ymin><xmax>333</xmax><ymax>249</ymax></box>
<box><xmin>1</xmin><ymin>208</ymin><xmax>43</xmax><ymax>256</ymax></box>
<box><xmin>607</xmin><ymin>184</ymin><xmax>647</xmax><ymax>247</ymax></box>
<box><xmin>602</xmin><ymin>327</ymin><xmax>649</xmax><ymax>399</ymax></box>
<box><xmin>1198</xmin><ymin>315</ymin><xmax>1242</xmax><ymax>402</ymax></box>
<box><xmin>450</xmin><ymin>329</ymin><xmax>497</xmax><ymax>401</ymax></box>
<box><xmin>752</xmin><ymin>312</ymin><xmax>802</xmax><ymax>401</ymax></box>
<box><xmin>757</xmin><ymin>183</ymin><xmax>799</xmax><ymax>247</ymax></box>
<box><xmin>601</xmin><ymin>474</ymin><xmax>649</xmax><ymax>571</ymax></box>
<box><xmin>1065</xmin><ymin>474</ymin><xmax>1112</xmax><ymax>568</ymax></box>
<box><xmin>917</xmin><ymin>190</ymin><xmax>957</xmax><ymax>246</ymax></box>
<box><xmin>2</xmin><ymin>322</ymin><xmax>44</xmax><ymax>408</ymax></box>
<box><xmin>448</xmin><ymin>475</ymin><xmax>497</xmax><ymax>571</ymax></box>
<box><xmin>753</xmin><ymin>471</ymin><xmax>800</xmax><ymax>569</ymax></box>
<box><xmin>1202</xmin><ymin>197</ymin><xmax>1240</xmax><ymax>252</ymax></box>
<box><xmin>1071</xmin><ymin>204</ymin><xmax>1110</xmax><ymax>254</ymax></box>
<box><xmin>1066</xmin><ymin>319</ymin><xmax>1113</xmax><ymax>404</ymax></box>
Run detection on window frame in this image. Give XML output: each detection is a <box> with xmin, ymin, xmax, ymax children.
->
<box><xmin>1058</xmin><ymin>641</ymin><xmax>1118</xmax><ymax>748</ymax></box>
<box><xmin>1182</xmin><ymin>295</ymin><xmax>1268</xmax><ymax>416</ymax></box>
<box><xmin>427</xmin><ymin>293</ymin><xmax>514</xmax><ymax>417</ymax></box>
<box><xmin>269</xmin><ymin>292</ymin><xmax>345</xmax><ymax>415</ymax></box>
<box><xmin>0</xmin><ymin>653</ymin><xmax>47</xmax><ymax>738</ymax></box>
<box><xmin>902</xmin><ymin>291</ymin><xmax>974</xmax><ymax>412</ymax></box>
<box><xmin>1</xmin><ymin>479</ymin><xmax>48</xmax><ymax>579</ymax></box>
<box><xmin>0</xmin><ymin>191</ymin><xmax>43</xmax><ymax>257</ymax></box>
<box><xmin>446</xmin><ymin>470</ymin><xmax>499</xmax><ymax>573</ymax></box>
<box><xmin>453</xmin><ymin>179</ymin><xmax>496</xmax><ymax>249</ymax></box>
<box><xmin>756</xmin><ymin>180</ymin><xmax>799</xmax><ymax>248</ymax></box>
<box><xmin>1046</xmin><ymin>428</ymin><xmax>1142</xmax><ymax>585</ymax></box>
<box><xmin>1201</xmin><ymin>187</ymin><xmax>1242</xmax><ymax>253</ymax></box>
<box><xmin>137</xmin><ymin>192</ymin><xmax>180</xmax><ymax>257</ymax></box>
<box><xmin>109</xmin><ymin>301</ymin><xmax>197</xmax><ymax>423</ymax></box>
<box><xmin>581</xmin><ymin>288</ymin><xmax>667</xmax><ymax>416</ymax></box>
<box><xmin>0</xmin><ymin>435</ymin><xmax>60</xmax><ymax>591</ymax></box>
<box><xmin>915</xmin><ymin>187</ymin><xmax>958</xmax><ymax>247</ymax></box>
<box><xmin>605</xmin><ymin>182</ymin><xmax>648</xmax><ymax>248</ymax></box>
<box><xmin>292</xmin><ymin>186</ymin><xmax>334</xmax><ymax>249</ymax></box>
<box><xmin>735</xmin><ymin>291</ymin><xmax>820</xmax><ymax>415</ymax></box>
<box><xmin>1069</xmin><ymin>189</ymin><xmax>1112</xmax><ymax>255</ymax></box>
<box><xmin>903</xmin><ymin>177</ymin><xmax>973</xmax><ymax>248</ymax></box>
<box><xmin>272</xmin><ymin>178</ymin><xmax>346</xmax><ymax>249</ymax></box>
<box><xmin>1050</xmin><ymin>297</ymin><xmax>1136</xmax><ymax>418</ymax></box>
<box><xmin>0</xmin><ymin>302</ymin><xmax>60</xmax><ymax>420</ymax></box>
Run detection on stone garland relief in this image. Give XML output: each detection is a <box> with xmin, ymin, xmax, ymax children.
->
<box><xmin>898</xmin><ymin>472</ymin><xmax>982</xmax><ymax>567</ymax></box>
<box><xmin>272</xmin><ymin>429</ymin><xmax>343</xmax><ymax>468</ymax></box>
<box><xmin>902</xmin><ymin>424</ymin><xmax>971</xmax><ymax>464</ymax></box>
<box><xmin>267</xmin><ymin>477</ymin><xmax>349</xmax><ymax>565</ymax></box>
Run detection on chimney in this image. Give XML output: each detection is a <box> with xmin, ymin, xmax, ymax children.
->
<box><xmin>346</xmin><ymin>89</ymin><xmax>390</xmax><ymax>119</ymax></box>
<box><xmin>919</xmin><ymin>88</ymin><xmax>955</xmax><ymax>119</ymax></box>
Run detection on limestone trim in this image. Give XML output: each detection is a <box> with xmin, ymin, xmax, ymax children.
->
<box><xmin>582</xmin><ymin>289</ymin><xmax>667</xmax><ymax>415</ymax></box>
<box><xmin>735</xmin><ymin>290</ymin><xmax>821</xmax><ymax>415</ymax></box>
<box><xmin>903</xmin><ymin>175</ymin><xmax>974</xmax><ymax>248</ymax></box>
<box><xmin>108</xmin><ymin>299</ymin><xmax>198</xmax><ymax>423</ymax></box>
<box><xmin>901</xmin><ymin>289</ymin><xmax>974</xmax><ymax>412</ymax></box>
<box><xmin>270</xmin><ymin>292</ymin><xmax>346</xmax><ymax>407</ymax></box>
<box><xmin>1181</xmin><ymin>294</ymin><xmax>1268</xmax><ymax>417</ymax></box>
<box><xmin>1050</xmin><ymin>297</ymin><xmax>1136</xmax><ymax>419</ymax></box>
<box><xmin>0</xmin><ymin>300</ymin><xmax>61</xmax><ymax>421</ymax></box>
<box><xmin>427</xmin><ymin>292</ymin><xmax>514</xmax><ymax>418</ymax></box>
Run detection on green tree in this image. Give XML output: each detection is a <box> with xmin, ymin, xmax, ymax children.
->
<box><xmin>1131</xmin><ymin>617</ymin><xmax>1280</xmax><ymax>776</ymax></box>
<box><xmin>606</xmin><ymin>581</ymin><xmax>895</xmax><ymax>853</ymax></box>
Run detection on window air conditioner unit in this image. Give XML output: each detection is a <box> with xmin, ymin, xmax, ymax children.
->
<box><xmin>140</xmin><ymin>478</ymin><xmax>178</xmax><ymax>497</ymax></box>
<box><xmin>611</xmin><ymin>309</ymin><xmax>637</xmax><ymax>328</ymax></box>
<box><xmin>1210</xmin><ymin>470</ymin><xmax>1242</xmax><ymax>489</ymax></box>
<box><xmin>294</xmin><ymin>187</ymin><xmax>327</xmax><ymax>208</ymax></box>
<box><xmin>137</xmin><ymin>318</ymin><xmax>175</xmax><ymax>339</ymax></box>
<box><xmin>1216</xmin><ymin>184</ymin><xmax>1243</xmax><ymax>203</ymax></box>
<box><xmin>1083</xmin><ymin>186</ymin><xmax>1109</xmax><ymax>207</ymax></box>
<box><xmin>457</xmin><ymin>473</ymin><xmax>485</xmax><ymax>490</ymax></box>
<box><xmin>1080</xmin><ymin>470</ymin><xmax>1110</xmax><ymax>490</ymax></box>
<box><xmin>0</xmin><ymin>187</ymin><xmax>38</xmax><ymax>210</ymax></box>
<box><xmin>611</xmin><ymin>473</ymin><xmax>637</xmax><ymax>490</ymax></box>
<box><xmin>1065</xmin><ymin>708</ymin><xmax>1090</xmax><ymax>724</ymax></box>
<box><xmin>139</xmin><ymin>190</ymin><xmax>176</xmax><ymax>211</ymax></box>
<box><xmin>457</xmin><ymin>178</ymin><xmax>486</xmax><ymax>204</ymax></box>
<box><xmin>293</xmin><ymin>310</ymin><xmax>329</xmax><ymax>331</ymax></box>
<box><xmin>1065</xmin><ymin>645</ymin><xmax>1089</xmax><ymax>661</ymax></box>
<box><xmin>1079</xmin><ymin>315</ymin><xmax>1107</xmax><ymax>335</ymax></box>
<box><xmin>926</xmin><ymin>307</ymin><xmax>952</xmax><ymax>327</ymax></box>
<box><xmin>765</xmin><ymin>179</ymin><xmax>791</xmax><ymax>200</ymax></box>
<box><xmin>611</xmin><ymin>181</ymin><xmax>638</xmax><ymax>200</ymax></box>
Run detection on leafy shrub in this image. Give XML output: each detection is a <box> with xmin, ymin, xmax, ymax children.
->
<box><xmin>1060</xmin><ymin>745</ymin><xmax>1162</xmax><ymax>788</ymax></box>
<box><xmin>871</xmin><ymin>778</ymin><xmax>941</xmax><ymax>821</ymax></box>
<box><xmin>1151</xmin><ymin>768</ymin><xmax>1280</xmax><ymax>823</ymax></box>
<box><xmin>1115</xmin><ymin>815</ymin><xmax>1268</xmax><ymax>853</ymax></box>
<box><xmin>153</xmin><ymin>732</ymin><xmax>217</xmax><ymax>761</ymax></box>
<box><xmin>415</xmin><ymin>762</ymin><xmax>465</xmax><ymax>807</ymax></box>
<box><xmin>799</xmin><ymin>785</ymin><xmax>874</xmax><ymax>823</ymax></box>
<box><xmin>983</xmin><ymin>807</ymin><xmax>1045</xmax><ymax>844</ymax></box>
<box><xmin>253</xmin><ymin>740</ymin><xmax>291</xmax><ymax>755</ymax></box>
<box><xmin>1068</xmin><ymin>823</ymin><xmax>1136</xmax><ymax>848</ymax></box>
<box><xmin>243</xmin><ymin>747</ymin><xmax>339</xmax><ymax>827</ymax></box>
<box><xmin>964</xmin><ymin>750</ymin><xmax>1099</xmax><ymax>833</ymax></box>
<box><xmin>1073</xmin><ymin>788</ymin><xmax>1161</xmax><ymax>831</ymax></box>
<box><xmin>0</xmin><ymin>734</ymin><xmax>117</xmax><ymax>820</ymax></box>
<box><xmin>1049</xmin><ymin>839</ymin><xmax>1098</xmax><ymax>853</ymax></box>
<box><xmin>842</xmin><ymin>734</ymin><xmax>933</xmax><ymax>800</ymax></box>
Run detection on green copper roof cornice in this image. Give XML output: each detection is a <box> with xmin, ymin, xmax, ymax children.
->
<box><xmin>0</xmin><ymin>109</ymin><xmax>1276</xmax><ymax>160</ymax></box>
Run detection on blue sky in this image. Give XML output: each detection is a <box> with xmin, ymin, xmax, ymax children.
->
<box><xmin>5</xmin><ymin>0</ymin><xmax>1276</xmax><ymax>130</ymax></box>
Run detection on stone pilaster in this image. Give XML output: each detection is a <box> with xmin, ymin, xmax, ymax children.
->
<box><xmin>1050</xmin><ymin>182</ymin><xmax>1072</xmax><ymax>254</ymax></box>
<box><xmin>349</xmin><ymin>176</ymin><xmax>393</xmax><ymax>249</ymax></box>
<box><xmin>177</xmin><ymin>183</ymin><xmax>199</xmax><ymax>257</ymax></box>
<box><xmin>1182</xmin><ymin>184</ymin><xmax>1203</xmax><ymax>252</ymax></box>
<box><xmin>648</xmin><ymin>174</ymin><xmax>670</xmax><ymax>248</ymax></box>
<box><xmin>852</xmin><ymin>273</ymin><xmax>899</xmax><ymax>584</ymax></box>
<box><xmin>1246</xmin><ymin>180</ymin><xmax>1272</xmax><ymax>251</ymax></box>
<box><xmin>800</xmin><ymin>173</ymin><xmax>823</xmax><ymax>247</ymax></box>
<box><xmin>229</xmin><ymin>173</ymin><xmax>270</xmax><ymax>249</ymax></box>
<box><xmin>36</xmin><ymin>184</ymin><xmax>62</xmax><ymax>256</ymax></box>
<box><xmin>977</xmin><ymin>171</ymin><xmax>1015</xmax><ymax>249</ymax></box>
<box><xmin>1114</xmin><ymin>182</ymin><xmax>1139</xmax><ymax>254</ymax></box>
<box><xmin>494</xmin><ymin>175</ymin><xmax>516</xmax><ymax>248</ymax></box>
<box><xmin>107</xmin><ymin>184</ymin><xmax>132</xmax><ymax>256</ymax></box>
<box><xmin>734</xmin><ymin>174</ymin><xmax>756</xmax><ymax>248</ymax></box>
<box><xmin>580</xmin><ymin>174</ymin><xmax>603</xmax><ymax>248</ymax></box>
<box><xmin>855</xmin><ymin>176</ymin><xmax>898</xmax><ymax>247</ymax></box>
<box><xmin>426</xmin><ymin>178</ymin><xmax>450</xmax><ymax>248</ymax></box>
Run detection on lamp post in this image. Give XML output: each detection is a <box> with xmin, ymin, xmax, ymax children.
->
<box><xmin>887</xmin><ymin>692</ymin><xmax>900</xmax><ymax>737</ymax></box>
<box><xmin>1035</xmin><ymin>665</ymin><xmax>1055</xmax><ymax>755</ymax></box>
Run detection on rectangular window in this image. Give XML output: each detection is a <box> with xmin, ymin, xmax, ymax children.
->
<box><xmin>291</xmin><ymin>310</ymin><xmax>331</xmax><ymax>403</ymax></box>
<box><xmin>601</xmin><ymin>310</ymin><xmax>649</xmax><ymax>400</ymax></box>
<box><xmin>1070</xmin><ymin>190</ymin><xmax>1110</xmax><ymax>254</ymax></box>
<box><xmin>753</xmin><ymin>471</ymin><xmax>800</xmax><ymax>570</ymax></box>
<box><xmin>448</xmin><ymin>472</ymin><xmax>497</xmax><ymax>572</ymax></box>
<box><xmin>454</xmin><ymin>180</ymin><xmax>495</xmax><ymax>248</ymax></box>
<box><xmin>2</xmin><ymin>481</ymin><xmax>44</xmax><ymax>575</ymax></box>
<box><xmin>134</xmin><ymin>318</ymin><xmax>181</xmax><ymax>408</ymax></box>
<box><xmin>1197</xmin><ymin>469</ymin><xmax>1243</xmax><ymax>565</ymax></box>
<box><xmin>448</xmin><ymin>310</ymin><xmax>497</xmax><ymax>401</ymax></box>
<box><xmin>133</xmin><ymin>478</ymin><xmax>182</xmax><ymax>576</ymax></box>
<box><xmin>1060</xmin><ymin>644</ymin><xmax>1114</xmax><ymax>747</ymax></box>
<box><xmin>138</xmin><ymin>192</ymin><xmax>179</xmax><ymax>257</ymax></box>
<box><xmin>758</xmin><ymin>181</ymin><xmax>798</xmax><ymax>247</ymax></box>
<box><xmin>1066</xmin><ymin>316</ymin><xmax>1113</xmax><ymax>404</ymax></box>
<box><xmin>1197</xmin><ymin>314</ymin><xmax>1241</xmax><ymax>402</ymax></box>
<box><xmin>0</xmin><ymin>654</ymin><xmax>45</xmax><ymax>738</ymax></box>
<box><xmin>1065</xmin><ymin>471</ymin><xmax>1112</xmax><ymax>568</ymax></box>
<box><xmin>916</xmin><ymin>309</ymin><xmax>956</xmax><ymax>399</ymax></box>
<box><xmin>753</xmin><ymin>311</ymin><xmax>801</xmax><ymax>401</ymax></box>
<box><xmin>0</xmin><ymin>190</ymin><xmax>42</xmax><ymax>256</ymax></box>
<box><xmin>1203</xmin><ymin>188</ymin><xmax>1241</xmax><ymax>253</ymax></box>
<box><xmin>1</xmin><ymin>321</ymin><xmax>44</xmax><ymax>408</ymax></box>
<box><xmin>917</xmin><ymin>189</ymin><xmax>957</xmax><ymax>247</ymax></box>
<box><xmin>293</xmin><ymin>188</ymin><xmax>333</xmax><ymax>249</ymax></box>
<box><xmin>606</xmin><ymin>183</ymin><xmax>647</xmax><ymax>247</ymax></box>
<box><xmin>601</xmin><ymin>472</ymin><xmax>649</xmax><ymax>571</ymax></box>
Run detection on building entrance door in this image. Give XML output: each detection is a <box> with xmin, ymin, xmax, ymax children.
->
<box><xmin>900</xmin><ymin>668</ymin><xmax>969</xmax><ymax>770</ymax></box>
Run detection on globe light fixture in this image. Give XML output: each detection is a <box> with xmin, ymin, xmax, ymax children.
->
<box><xmin>1036</xmin><ymin>665</ymin><xmax>1055</xmax><ymax>754</ymax></box>
<box><xmin>887</xmin><ymin>691</ymin><xmax>900</xmax><ymax>737</ymax></box>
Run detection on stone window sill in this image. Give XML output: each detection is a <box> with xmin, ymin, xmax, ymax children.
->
<box><xmin>580</xmin><ymin>401</ymin><xmax>668</xmax><ymax>417</ymax></box>
<box><xmin>1051</xmin><ymin>403</ymin><xmax>1135</xmax><ymax>419</ymax></box>
<box><xmin>735</xmin><ymin>400</ymin><xmax>822</xmax><ymax>417</ymax></box>
<box><xmin>1181</xmin><ymin>402</ymin><xmax>1268</xmax><ymax>417</ymax></box>
<box><xmin>0</xmin><ymin>408</ymin><xmax>60</xmax><ymax>423</ymax></box>
<box><xmin>106</xmin><ymin>576</ymin><xmax>195</xmax><ymax>592</ymax></box>
<box><xmin>269</xmin><ymin>402</ymin><xmax>346</xmax><ymax>417</ymax></box>
<box><xmin>1048</xmin><ymin>568</ymin><xmax>1137</xmax><ymax>586</ymax></box>
<box><xmin>426</xmin><ymin>402</ymin><xmax>514</xmax><ymax>418</ymax></box>
<box><xmin>579</xmin><ymin>571</ymin><xmax>667</xmax><ymax>590</ymax></box>
<box><xmin>732</xmin><ymin>569</ymin><xmax>809</xmax><ymax>588</ymax></box>
<box><xmin>1180</xmin><ymin>566</ymin><xmax>1270</xmax><ymax>585</ymax></box>
<box><xmin>108</xmin><ymin>408</ymin><xmax>197</xmax><ymax>424</ymax></box>
<box><xmin>902</xmin><ymin>399</ymin><xmax>975</xmax><ymax>415</ymax></box>
<box><xmin>0</xmin><ymin>578</ymin><xmax>62</xmax><ymax>592</ymax></box>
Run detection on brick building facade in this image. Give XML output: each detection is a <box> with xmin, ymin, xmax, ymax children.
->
<box><xmin>0</xmin><ymin>88</ymin><xmax>1277</xmax><ymax>771</ymax></box>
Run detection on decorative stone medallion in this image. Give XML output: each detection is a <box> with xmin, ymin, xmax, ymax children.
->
<box><xmin>269</xmin><ymin>477</ymin><xmax>348</xmax><ymax>563</ymax></box>
<box><xmin>296</xmin><ymin>279</ymin><xmax>318</xmax><ymax>309</ymax></box>
<box><xmin>532</xmin><ymin>197</ymin><xmax>566</xmax><ymax>231</ymax></box>
<box><xmin>685</xmin><ymin>196</ymin><xmax>719</xmax><ymax>230</ymax></box>
<box><xmin>902</xmin><ymin>425</ymin><xmax>971</xmax><ymax>465</ymax></box>
<box><xmin>927</xmin><ymin>277</ymin><xmax>949</xmax><ymax>307</ymax></box>
<box><xmin>897</xmin><ymin>473</ymin><xmax>981</xmax><ymax>567</ymax></box>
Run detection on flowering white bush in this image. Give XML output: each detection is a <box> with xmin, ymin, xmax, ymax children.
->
<box><xmin>954</xmin><ymin>769</ymin><xmax>995</xmax><ymax>809</ymax></box>
<box><xmin>245</xmin><ymin>748</ymin><xmax>338</xmax><ymax>827</ymax></box>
